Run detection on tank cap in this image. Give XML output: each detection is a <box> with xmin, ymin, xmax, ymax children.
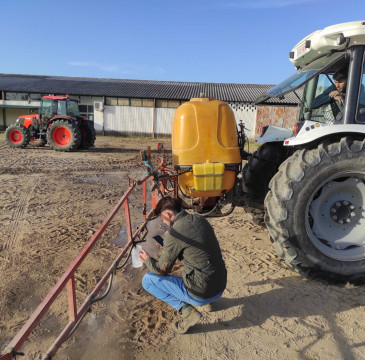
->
<box><xmin>190</xmin><ymin>97</ymin><xmax>216</xmax><ymax>102</ymax></box>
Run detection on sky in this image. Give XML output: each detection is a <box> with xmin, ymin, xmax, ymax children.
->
<box><xmin>1</xmin><ymin>0</ymin><xmax>363</xmax><ymax>85</ymax></box>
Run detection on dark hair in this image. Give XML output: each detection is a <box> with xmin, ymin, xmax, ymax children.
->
<box><xmin>333</xmin><ymin>67</ymin><xmax>348</xmax><ymax>81</ymax></box>
<box><xmin>154</xmin><ymin>196</ymin><xmax>182</xmax><ymax>216</ymax></box>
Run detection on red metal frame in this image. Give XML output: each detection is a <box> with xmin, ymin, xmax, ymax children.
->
<box><xmin>0</xmin><ymin>184</ymin><xmax>147</xmax><ymax>359</ymax></box>
<box><xmin>0</xmin><ymin>151</ymin><xmax>178</xmax><ymax>360</ymax></box>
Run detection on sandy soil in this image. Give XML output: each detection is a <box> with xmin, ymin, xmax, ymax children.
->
<box><xmin>1</xmin><ymin>134</ymin><xmax>365</xmax><ymax>360</ymax></box>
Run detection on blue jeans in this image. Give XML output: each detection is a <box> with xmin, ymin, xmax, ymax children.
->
<box><xmin>142</xmin><ymin>272</ymin><xmax>223</xmax><ymax>311</ymax></box>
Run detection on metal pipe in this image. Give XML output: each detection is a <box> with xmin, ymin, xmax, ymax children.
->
<box><xmin>152</xmin><ymin>98</ymin><xmax>156</xmax><ymax>138</ymax></box>
<box><xmin>343</xmin><ymin>46</ymin><xmax>364</xmax><ymax>124</ymax></box>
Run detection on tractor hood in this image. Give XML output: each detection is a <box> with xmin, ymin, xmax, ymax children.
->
<box><xmin>256</xmin><ymin>51</ymin><xmax>345</xmax><ymax>105</ymax></box>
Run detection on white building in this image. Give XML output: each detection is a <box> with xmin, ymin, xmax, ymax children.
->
<box><xmin>0</xmin><ymin>74</ymin><xmax>299</xmax><ymax>139</ymax></box>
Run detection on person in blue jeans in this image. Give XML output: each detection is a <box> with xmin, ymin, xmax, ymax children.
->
<box><xmin>139</xmin><ymin>196</ymin><xmax>227</xmax><ymax>334</ymax></box>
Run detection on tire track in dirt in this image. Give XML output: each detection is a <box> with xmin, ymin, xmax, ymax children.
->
<box><xmin>2</xmin><ymin>177</ymin><xmax>39</xmax><ymax>259</ymax></box>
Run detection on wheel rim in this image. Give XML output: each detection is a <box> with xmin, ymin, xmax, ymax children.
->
<box><xmin>9</xmin><ymin>130</ymin><xmax>23</xmax><ymax>143</ymax></box>
<box><xmin>52</xmin><ymin>127</ymin><xmax>71</xmax><ymax>146</ymax></box>
<box><xmin>307</xmin><ymin>172</ymin><xmax>365</xmax><ymax>261</ymax></box>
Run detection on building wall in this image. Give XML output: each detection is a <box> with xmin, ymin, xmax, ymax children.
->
<box><xmin>1</xmin><ymin>108</ymin><xmax>37</xmax><ymax>128</ymax></box>
<box><xmin>0</xmin><ymin>95</ymin><xmax>300</xmax><ymax>140</ymax></box>
<box><xmin>101</xmin><ymin>106</ymin><xmax>176</xmax><ymax>137</ymax></box>
<box><xmin>154</xmin><ymin>108</ymin><xmax>176</xmax><ymax>136</ymax></box>
<box><xmin>0</xmin><ymin>100</ymin><xmax>39</xmax><ymax>129</ymax></box>
<box><xmin>104</xmin><ymin>106</ymin><xmax>154</xmax><ymax>137</ymax></box>
<box><xmin>228</xmin><ymin>102</ymin><xmax>257</xmax><ymax>139</ymax></box>
<box><xmin>99</xmin><ymin>103</ymin><xmax>297</xmax><ymax>140</ymax></box>
<box><xmin>255</xmin><ymin>105</ymin><xmax>300</xmax><ymax>136</ymax></box>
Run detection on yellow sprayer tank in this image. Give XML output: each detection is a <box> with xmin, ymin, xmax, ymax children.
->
<box><xmin>172</xmin><ymin>97</ymin><xmax>241</xmax><ymax>198</ymax></box>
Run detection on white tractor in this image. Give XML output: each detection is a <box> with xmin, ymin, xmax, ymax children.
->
<box><xmin>246</xmin><ymin>21</ymin><xmax>365</xmax><ymax>282</ymax></box>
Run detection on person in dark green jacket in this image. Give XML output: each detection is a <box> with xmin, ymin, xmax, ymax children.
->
<box><xmin>139</xmin><ymin>196</ymin><xmax>227</xmax><ymax>334</ymax></box>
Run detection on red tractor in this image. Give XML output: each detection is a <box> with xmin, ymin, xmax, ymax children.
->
<box><xmin>5</xmin><ymin>95</ymin><xmax>96</xmax><ymax>151</ymax></box>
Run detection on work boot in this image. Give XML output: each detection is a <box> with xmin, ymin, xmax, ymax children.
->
<box><xmin>171</xmin><ymin>304</ymin><xmax>202</xmax><ymax>334</ymax></box>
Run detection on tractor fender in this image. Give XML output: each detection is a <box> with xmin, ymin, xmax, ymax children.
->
<box><xmin>256</xmin><ymin>125</ymin><xmax>293</xmax><ymax>144</ymax></box>
<box><xmin>46</xmin><ymin>116</ymin><xmax>77</xmax><ymax>128</ymax></box>
<box><xmin>284</xmin><ymin>120</ymin><xmax>365</xmax><ymax>146</ymax></box>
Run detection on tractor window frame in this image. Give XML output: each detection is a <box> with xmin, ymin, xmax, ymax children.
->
<box><xmin>40</xmin><ymin>99</ymin><xmax>54</xmax><ymax>116</ymax></box>
<box><xmin>66</xmin><ymin>101</ymin><xmax>80</xmax><ymax>116</ymax></box>
<box><xmin>256</xmin><ymin>52</ymin><xmax>346</xmax><ymax>104</ymax></box>
<box><xmin>356</xmin><ymin>54</ymin><xmax>365</xmax><ymax>123</ymax></box>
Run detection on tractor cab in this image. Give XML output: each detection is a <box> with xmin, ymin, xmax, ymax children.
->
<box><xmin>256</xmin><ymin>21</ymin><xmax>365</xmax><ymax>139</ymax></box>
<box><xmin>40</xmin><ymin>96</ymin><xmax>81</xmax><ymax>125</ymax></box>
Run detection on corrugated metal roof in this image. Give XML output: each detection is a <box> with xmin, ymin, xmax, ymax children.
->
<box><xmin>0</xmin><ymin>73</ymin><xmax>298</xmax><ymax>105</ymax></box>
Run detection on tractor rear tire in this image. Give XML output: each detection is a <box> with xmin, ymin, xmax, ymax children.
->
<box><xmin>265</xmin><ymin>137</ymin><xmax>365</xmax><ymax>283</ymax></box>
<box><xmin>47</xmin><ymin>120</ymin><xmax>81</xmax><ymax>151</ymax></box>
<box><xmin>5</xmin><ymin>124</ymin><xmax>30</xmax><ymax>148</ymax></box>
<box><xmin>242</xmin><ymin>142</ymin><xmax>288</xmax><ymax>202</ymax></box>
<box><xmin>79</xmin><ymin>122</ymin><xmax>96</xmax><ymax>149</ymax></box>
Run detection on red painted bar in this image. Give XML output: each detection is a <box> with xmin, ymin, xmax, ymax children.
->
<box><xmin>0</xmin><ymin>184</ymin><xmax>136</xmax><ymax>359</ymax></box>
<box><xmin>66</xmin><ymin>276</ymin><xmax>77</xmax><ymax>322</ymax></box>
<box><xmin>42</xmin><ymin>208</ymin><xmax>154</xmax><ymax>359</ymax></box>
<box><xmin>124</xmin><ymin>199</ymin><xmax>133</xmax><ymax>242</ymax></box>
<box><xmin>0</xmin><ymin>156</ymin><xmax>170</xmax><ymax>360</ymax></box>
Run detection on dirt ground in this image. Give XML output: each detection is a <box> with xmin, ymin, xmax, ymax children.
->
<box><xmin>1</xmin><ymin>134</ymin><xmax>365</xmax><ymax>360</ymax></box>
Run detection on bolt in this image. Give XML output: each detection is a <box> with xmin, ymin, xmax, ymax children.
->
<box><xmin>336</xmin><ymin>202</ymin><xmax>341</xmax><ymax>207</ymax></box>
<box><xmin>339</xmin><ymin>220</ymin><xmax>344</xmax><ymax>224</ymax></box>
<box><xmin>350</xmin><ymin>205</ymin><xmax>355</xmax><ymax>210</ymax></box>
<box><xmin>343</xmin><ymin>201</ymin><xmax>348</xmax><ymax>205</ymax></box>
<box><xmin>332</xmin><ymin>215</ymin><xmax>338</xmax><ymax>220</ymax></box>
<box><xmin>351</xmin><ymin>212</ymin><xmax>356</xmax><ymax>217</ymax></box>
<box><xmin>346</xmin><ymin>218</ymin><xmax>351</xmax><ymax>223</ymax></box>
<box><xmin>331</xmin><ymin>208</ymin><xmax>336</xmax><ymax>213</ymax></box>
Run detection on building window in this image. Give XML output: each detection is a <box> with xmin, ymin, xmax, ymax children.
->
<box><xmin>79</xmin><ymin>104</ymin><xmax>94</xmax><ymax>121</ymax></box>
<box><xmin>118</xmin><ymin>98</ymin><xmax>130</xmax><ymax>106</ymax></box>
<box><xmin>106</xmin><ymin>97</ymin><xmax>118</xmax><ymax>105</ymax></box>
<box><xmin>131</xmin><ymin>98</ymin><xmax>142</xmax><ymax>107</ymax></box>
<box><xmin>167</xmin><ymin>100</ymin><xmax>180</xmax><ymax>108</ymax></box>
<box><xmin>30</xmin><ymin>93</ymin><xmax>41</xmax><ymax>100</ymax></box>
<box><xmin>6</xmin><ymin>92</ymin><xmax>29</xmax><ymax>101</ymax></box>
<box><xmin>156</xmin><ymin>100</ymin><xmax>168</xmax><ymax>108</ymax></box>
<box><xmin>156</xmin><ymin>99</ymin><xmax>180</xmax><ymax>108</ymax></box>
<box><xmin>142</xmin><ymin>99</ymin><xmax>154</xmax><ymax>107</ymax></box>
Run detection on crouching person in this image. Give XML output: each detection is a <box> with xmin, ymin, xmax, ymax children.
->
<box><xmin>139</xmin><ymin>196</ymin><xmax>227</xmax><ymax>334</ymax></box>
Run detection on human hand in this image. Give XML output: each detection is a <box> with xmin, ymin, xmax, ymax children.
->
<box><xmin>139</xmin><ymin>250</ymin><xmax>150</xmax><ymax>262</ymax></box>
<box><xmin>329</xmin><ymin>91</ymin><xmax>345</xmax><ymax>105</ymax></box>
